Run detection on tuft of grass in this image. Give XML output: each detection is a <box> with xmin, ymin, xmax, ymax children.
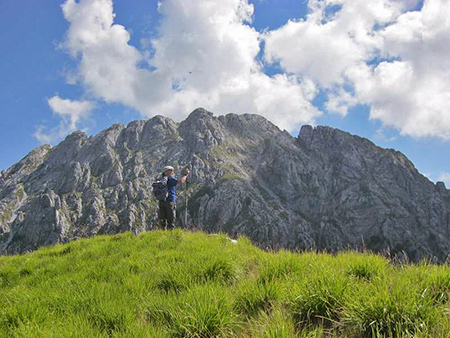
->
<box><xmin>257</xmin><ymin>251</ymin><xmax>305</xmax><ymax>284</ymax></box>
<box><xmin>154</xmin><ymin>273</ymin><xmax>186</xmax><ymax>294</ymax></box>
<box><xmin>418</xmin><ymin>266</ymin><xmax>450</xmax><ymax>305</ymax></box>
<box><xmin>342</xmin><ymin>277</ymin><xmax>446</xmax><ymax>337</ymax></box>
<box><xmin>248</xmin><ymin>306</ymin><xmax>296</xmax><ymax>338</ymax></box>
<box><xmin>199</xmin><ymin>258</ymin><xmax>239</xmax><ymax>284</ymax></box>
<box><xmin>290</xmin><ymin>272</ymin><xmax>349</xmax><ymax>326</ymax></box>
<box><xmin>234</xmin><ymin>280</ymin><xmax>279</xmax><ymax>317</ymax></box>
<box><xmin>45</xmin><ymin>245</ymin><xmax>73</xmax><ymax>257</ymax></box>
<box><xmin>142</xmin><ymin>292</ymin><xmax>174</xmax><ymax>327</ymax></box>
<box><xmin>0</xmin><ymin>268</ymin><xmax>16</xmax><ymax>287</ymax></box>
<box><xmin>169</xmin><ymin>285</ymin><xmax>238</xmax><ymax>338</ymax></box>
<box><xmin>87</xmin><ymin>301</ymin><xmax>134</xmax><ymax>335</ymax></box>
<box><xmin>344</xmin><ymin>254</ymin><xmax>388</xmax><ymax>281</ymax></box>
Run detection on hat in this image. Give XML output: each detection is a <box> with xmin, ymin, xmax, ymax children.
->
<box><xmin>163</xmin><ymin>165</ymin><xmax>175</xmax><ymax>172</ymax></box>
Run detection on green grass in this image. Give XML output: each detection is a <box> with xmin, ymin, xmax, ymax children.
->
<box><xmin>1</xmin><ymin>230</ymin><xmax>450</xmax><ymax>337</ymax></box>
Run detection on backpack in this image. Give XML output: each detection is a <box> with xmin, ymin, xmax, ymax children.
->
<box><xmin>152</xmin><ymin>175</ymin><xmax>169</xmax><ymax>201</ymax></box>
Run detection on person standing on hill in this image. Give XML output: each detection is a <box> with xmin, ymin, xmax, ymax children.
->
<box><xmin>153</xmin><ymin>165</ymin><xmax>189</xmax><ymax>229</ymax></box>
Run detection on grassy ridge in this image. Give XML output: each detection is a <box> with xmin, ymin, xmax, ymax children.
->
<box><xmin>1</xmin><ymin>230</ymin><xmax>450</xmax><ymax>337</ymax></box>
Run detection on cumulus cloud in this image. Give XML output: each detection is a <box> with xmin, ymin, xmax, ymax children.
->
<box><xmin>34</xmin><ymin>96</ymin><xmax>94</xmax><ymax>144</ymax></box>
<box><xmin>54</xmin><ymin>0</ymin><xmax>450</xmax><ymax>139</ymax></box>
<box><xmin>59</xmin><ymin>0</ymin><xmax>320</xmax><ymax>131</ymax></box>
<box><xmin>360</xmin><ymin>0</ymin><xmax>450</xmax><ymax>139</ymax></box>
<box><xmin>264</xmin><ymin>0</ymin><xmax>403</xmax><ymax>87</ymax></box>
<box><xmin>264</xmin><ymin>0</ymin><xmax>450</xmax><ymax>139</ymax></box>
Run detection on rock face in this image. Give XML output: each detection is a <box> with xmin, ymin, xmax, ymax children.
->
<box><xmin>1</xmin><ymin>108</ymin><xmax>449</xmax><ymax>261</ymax></box>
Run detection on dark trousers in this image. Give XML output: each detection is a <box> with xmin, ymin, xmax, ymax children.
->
<box><xmin>158</xmin><ymin>200</ymin><xmax>176</xmax><ymax>229</ymax></box>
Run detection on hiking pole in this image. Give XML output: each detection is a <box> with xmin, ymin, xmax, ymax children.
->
<box><xmin>185</xmin><ymin>177</ymin><xmax>189</xmax><ymax>227</ymax></box>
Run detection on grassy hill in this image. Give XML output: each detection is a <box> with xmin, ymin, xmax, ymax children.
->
<box><xmin>1</xmin><ymin>230</ymin><xmax>450</xmax><ymax>337</ymax></box>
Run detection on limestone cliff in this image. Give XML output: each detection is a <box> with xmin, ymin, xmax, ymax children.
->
<box><xmin>1</xmin><ymin>108</ymin><xmax>449</xmax><ymax>261</ymax></box>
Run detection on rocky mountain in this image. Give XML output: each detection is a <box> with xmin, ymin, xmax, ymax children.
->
<box><xmin>1</xmin><ymin>108</ymin><xmax>449</xmax><ymax>261</ymax></box>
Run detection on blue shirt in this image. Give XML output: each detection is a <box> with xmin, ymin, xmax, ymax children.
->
<box><xmin>165</xmin><ymin>175</ymin><xmax>178</xmax><ymax>202</ymax></box>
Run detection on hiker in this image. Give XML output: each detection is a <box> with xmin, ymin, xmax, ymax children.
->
<box><xmin>153</xmin><ymin>166</ymin><xmax>189</xmax><ymax>229</ymax></box>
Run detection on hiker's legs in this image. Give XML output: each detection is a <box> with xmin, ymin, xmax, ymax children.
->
<box><xmin>157</xmin><ymin>201</ymin><xmax>176</xmax><ymax>230</ymax></box>
<box><xmin>167</xmin><ymin>202</ymin><xmax>176</xmax><ymax>229</ymax></box>
<box><xmin>158</xmin><ymin>201</ymin><xmax>168</xmax><ymax>229</ymax></box>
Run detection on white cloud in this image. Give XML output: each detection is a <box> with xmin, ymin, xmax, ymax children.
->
<box><xmin>264</xmin><ymin>0</ymin><xmax>450</xmax><ymax>139</ymax></box>
<box><xmin>264</xmin><ymin>0</ymin><xmax>403</xmax><ymax>86</ymax></box>
<box><xmin>48</xmin><ymin>96</ymin><xmax>94</xmax><ymax>130</ymax></box>
<box><xmin>61</xmin><ymin>0</ymin><xmax>143</xmax><ymax>107</ymax></box>
<box><xmin>34</xmin><ymin>96</ymin><xmax>94</xmax><ymax>144</ymax></box>
<box><xmin>325</xmin><ymin>87</ymin><xmax>359</xmax><ymax>116</ymax></box>
<box><xmin>374</xmin><ymin>127</ymin><xmax>397</xmax><ymax>143</ymax></box>
<box><xmin>360</xmin><ymin>0</ymin><xmax>450</xmax><ymax>139</ymax></box>
<box><xmin>438</xmin><ymin>173</ymin><xmax>450</xmax><ymax>188</ymax></box>
<box><xmin>54</xmin><ymin>0</ymin><xmax>450</xmax><ymax>140</ymax></box>
<box><xmin>59</xmin><ymin>0</ymin><xmax>320</xmax><ymax>132</ymax></box>
<box><xmin>264</xmin><ymin>19</ymin><xmax>364</xmax><ymax>87</ymax></box>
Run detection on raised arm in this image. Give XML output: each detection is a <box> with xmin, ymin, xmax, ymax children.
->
<box><xmin>177</xmin><ymin>168</ymin><xmax>190</xmax><ymax>186</ymax></box>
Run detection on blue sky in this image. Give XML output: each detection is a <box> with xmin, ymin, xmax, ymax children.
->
<box><xmin>0</xmin><ymin>0</ymin><xmax>449</xmax><ymax>186</ymax></box>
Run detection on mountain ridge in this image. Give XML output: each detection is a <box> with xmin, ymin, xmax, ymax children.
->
<box><xmin>1</xmin><ymin>108</ymin><xmax>449</xmax><ymax>260</ymax></box>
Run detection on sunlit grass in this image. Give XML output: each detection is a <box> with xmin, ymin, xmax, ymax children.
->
<box><xmin>1</xmin><ymin>230</ymin><xmax>450</xmax><ymax>337</ymax></box>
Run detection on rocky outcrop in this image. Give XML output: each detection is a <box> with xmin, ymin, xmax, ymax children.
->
<box><xmin>1</xmin><ymin>108</ymin><xmax>449</xmax><ymax>261</ymax></box>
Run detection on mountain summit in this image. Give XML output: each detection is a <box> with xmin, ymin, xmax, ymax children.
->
<box><xmin>1</xmin><ymin>108</ymin><xmax>449</xmax><ymax>260</ymax></box>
